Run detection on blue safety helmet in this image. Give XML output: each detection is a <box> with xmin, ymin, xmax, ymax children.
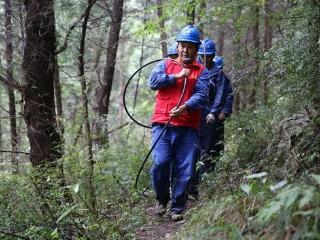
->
<box><xmin>198</xmin><ymin>38</ymin><xmax>216</xmax><ymax>55</ymax></box>
<box><xmin>176</xmin><ymin>25</ymin><xmax>201</xmax><ymax>46</ymax></box>
<box><xmin>167</xmin><ymin>42</ymin><xmax>178</xmax><ymax>57</ymax></box>
<box><xmin>213</xmin><ymin>56</ymin><xmax>224</xmax><ymax>69</ymax></box>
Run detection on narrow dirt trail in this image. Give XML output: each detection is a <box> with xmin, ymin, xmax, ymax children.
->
<box><xmin>135</xmin><ymin>201</ymin><xmax>199</xmax><ymax>240</ymax></box>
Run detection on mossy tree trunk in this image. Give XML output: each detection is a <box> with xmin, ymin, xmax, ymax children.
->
<box><xmin>23</xmin><ymin>0</ymin><xmax>62</xmax><ymax>166</ymax></box>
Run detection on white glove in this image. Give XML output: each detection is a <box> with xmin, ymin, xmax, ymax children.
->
<box><xmin>206</xmin><ymin>113</ymin><xmax>215</xmax><ymax>125</ymax></box>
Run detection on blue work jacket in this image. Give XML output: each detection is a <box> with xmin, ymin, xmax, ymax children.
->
<box><xmin>205</xmin><ymin>67</ymin><xmax>234</xmax><ymax>115</ymax></box>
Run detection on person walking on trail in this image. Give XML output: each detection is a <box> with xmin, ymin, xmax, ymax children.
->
<box><xmin>148</xmin><ymin>25</ymin><xmax>209</xmax><ymax>222</ymax></box>
<box><xmin>166</xmin><ymin>42</ymin><xmax>178</xmax><ymax>59</ymax></box>
<box><xmin>189</xmin><ymin>39</ymin><xmax>234</xmax><ymax>200</ymax></box>
<box><xmin>205</xmin><ymin>55</ymin><xmax>233</xmax><ymax>169</ymax></box>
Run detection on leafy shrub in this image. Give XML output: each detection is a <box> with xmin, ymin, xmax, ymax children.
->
<box><xmin>256</xmin><ymin>175</ymin><xmax>320</xmax><ymax>239</ymax></box>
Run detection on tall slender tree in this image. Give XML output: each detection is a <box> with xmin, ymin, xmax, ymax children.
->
<box><xmin>217</xmin><ymin>26</ymin><xmax>225</xmax><ymax>56</ymax></box>
<box><xmin>248</xmin><ymin>3</ymin><xmax>260</xmax><ymax>107</ymax></box>
<box><xmin>95</xmin><ymin>0</ymin><xmax>124</xmax><ymax>144</ymax></box>
<box><xmin>186</xmin><ymin>0</ymin><xmax>196</xmax><ymax>24</ymax></box>
<box><xmin>232</xmin><ymin>6</ymin><xmax>243</xmax><ymax>113</ymax></box>
<box><xmin>156</xmin><ymin>0</ymin><xmax>167</xmax><ymax>57</ymax></box>
<box><xmin>263</xmin><ymin>0</ymin><xmax>273</xmax><ymax>104</ymax></box>
<box><xmin>197</xmin><ymin>0</ymin><xmax>206</xmax><ymax>37</ymax></box>
<box><xmin>78</xmin><ymin>0</ymin><xmax>97</xmax><ymax>213</ymax></box>
<box><xmin>0</xmin><ymin>88</ymin><xmax>2</xmax><ymax>162</ymax></box>
<box><xmin>5</xmin><ymin>0</ymin><xmax>19</xmax><ymax>173</ymax></box>
<box><xmin>307</xmin><ymin>0</ymin><xmax>320</xmax><ymax>118</ymax></box>
<box><xmin>54</xmin><ymin>54</ymin><xmax>64</xmax><ymax>135</ymax></box>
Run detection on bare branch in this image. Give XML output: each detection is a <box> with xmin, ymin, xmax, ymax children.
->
<box><xmin>0</xmin><ymin>74</ymin><xmax>23</xmax><ymax>91</ymax></box>
<box><xmin>0</xmin><ymin>150</ymin><xmax>42</xmax><ymax>158</ymax></box>
<box><xmin>96</xmin><ymin>1</ymin><xmax>113</xmax><ymax>21</ymax></box>
<box><xmin>107</xmin><ymin>122</ymin><xmax>129</xmax><ymax>134</ymax></box>
<box><xmin>55</xmin><ymin>4</ymin><xmax>96</xmax><ymax>55</ymax></box>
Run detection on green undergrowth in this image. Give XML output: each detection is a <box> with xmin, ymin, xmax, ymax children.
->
<box><xmin>173</xmin><ymin>106</ymin><xmax>320</xmax><ymax>239</ymax></box>
<box><xmin>0</xmin><ymin>134</ymin><xmax>151</xmax><ymax>239</ymax></box>
<box><xmin>174</xmin><ymin>172</ymin><xmax>320</xmax><ymax>239</ymax></box>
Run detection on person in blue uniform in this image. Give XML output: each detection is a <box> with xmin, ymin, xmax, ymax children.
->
<box><xmin>149</xmin><ymin>26</ymin><xmax>209</xmax><ymax>221</ymax></box>
<box><xmin>166</xmin><ymin>42</ymin><xmax>178</xmax><ymax>59</ymax></box>
<box><xmin>189</xmin><ymin>39</ymin><xmax>234</xmax><ymax>200</ymax></box>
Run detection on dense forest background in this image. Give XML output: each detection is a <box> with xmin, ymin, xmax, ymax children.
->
<box><xmin>0</xmin><ymin>0</ymin><xmax>319</xmax><ymax>239</ymax></box>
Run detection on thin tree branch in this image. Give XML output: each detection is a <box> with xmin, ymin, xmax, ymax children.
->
<box><xmin>0</xmin><ymin>150</ymin><xmax>42</xmax><ymax>157</ymax></box>
<box><xmin>55</xmin><ymin>4</ymin><xmax>97</xmax><ymax>55</ymax></box>
<box><xmin>0</xmin><ymin>74</ymin><xmax>23</xmax><ymax>91</ymax></box>
<box><xmin>96</xmin><ymin>1</ymin><xmax>113</xmax><ymax>21</ymax></box>
<box><xmin>107</xmin><ymin>122</ymin><xmax>129</xmax><ymax>134</ymax></box>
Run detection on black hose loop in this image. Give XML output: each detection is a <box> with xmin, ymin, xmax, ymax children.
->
<box><xmin>123</xmin><ymin>58</ymin><xmax>187</xmax><ymax>192</ymax></box>
<box><xmin>123</xmin><ymin>59</ymin><xmax>164</xmax><ymax>129</ymax></box>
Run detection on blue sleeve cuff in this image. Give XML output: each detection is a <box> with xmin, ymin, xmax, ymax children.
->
<box><xmin>168</xmin><ymin>74</ymin><xmax>175</xmax><ymax>85</ymax></box>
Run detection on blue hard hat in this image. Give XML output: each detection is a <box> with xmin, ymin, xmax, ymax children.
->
<box><xmin>176</xmin><ymin>25</ymin><xmax>201</xmax><ymax>46</ymax></box>
<box><xmin>167</xmin><ymin>42</ymin><xmax>178</xmax><ymax>56</ymax></box>
<box><xmin>213</xmin><ymin>56</ymin><xmax>224</xmax><ymax>69</ymax></box>
<box><xmin>198</xmin><ymin>38</ymin><xmax>216</xmax><ymax>55</ymax></box>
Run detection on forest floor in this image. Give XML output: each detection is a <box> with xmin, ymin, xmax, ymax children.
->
<box><xmin>135</xmin><ymin>199</ymin><xmax>199</xmax><ymax>240</ymax></box>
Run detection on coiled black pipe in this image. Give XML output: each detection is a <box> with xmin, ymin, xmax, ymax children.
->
<box><xmin>122</xmin><ymin>58</ymin><xmax>187</xmax><ymax>191</ymax></box>
<box><xmin>123</xmin><ymin>59</ymin><xmax>163</xmax><ymax>129</ymax></box>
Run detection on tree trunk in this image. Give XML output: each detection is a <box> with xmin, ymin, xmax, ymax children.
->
<box><xmin>308</xmin><ymin>0</ymin><xmax>320</xmax><ymax>117</ymax></box>
<box><xmin>0</xmin><ymin>88</ymin><xmax>2</xmax><ymax>162</ymax></box>
<box><xmin>248</xmin><ymin>4</ymin><xmax>259</xmax><ymax>107</ymax></box>
<box><xmin>78</xmin><ymin>0</ymin><xmax>96</xmax><ymax>213</ymax></box>
<box><xmin>197</xmin><ymin>0</ymin><xmax>206</xmax><ymax>38</ymax></box>
<box><xmin>234</xmin><ymin>90</ymin><xmax>241</xmax><ymax>113</ymax></box>
<box><xmin>54</xmin><ymin>57</ymin><xmax>64</xmax><ymax>136</ymax></box>
<box><xmin>16</xmin><ymin>1</ymin><xmax>25</xmax><ymax>160</ymax></box>
<box><xmin>95</xmin><ymin>0</ymin><xmax>124</xmax><ymax>144</ymax></box>
<box><xmin>23</xmin><ymin>0</ymin><xmax>62</xmax><ymax>166</ymax></box>
<box><xmin>51</xmin><ymin>11</ymin><xmax>64</xmax><ymax>153</ymax></box>
<box><xmin>18</xmin><ymin>1</ymin><xmax>25</xmax><ymax>43</ymax></box>
<box><xmin>118</xmin><ymin>70</ymin><xmax>125</xmax><ymax>125</ymax></box>
<box><xmin>186</xmin><ymin>0</ymin><xmax>196</xmax><ymax>25</ymax></box>
<box><xmin>5</xmin><ymin>0</ymin><xmax>19</xmax><ymax>173</ymax></box>
<box><xmin>133</xmin><ymin>0</ymin><xmax>148</xmax><ymax>111</ymax></box>
<box><xmin>156</xmin><ymin>0</ymin><xmax>167</xmax><ymax>57</ymax></box>
<box><xmin>232</xmin><ymin>7</ymin><xmax>243</xmax><ymax>113</ymax></box>
<box><xmin>217</xmin><ymin>26</ymin><xmax>225</xmax><ymax>56</ymax></box>
<box><xmin>133</xmin><ymin>38</ymin><xmax>145</xmax><ymax>112</ymax></box>
<box><xmin>263</xmin><ymin>0</ymin><xmax>273</xmax><ymax>104</ymax></box>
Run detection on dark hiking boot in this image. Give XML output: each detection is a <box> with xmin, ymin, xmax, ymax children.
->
<box><xmin>171</xmin><ymin>212</ymin><xmax>184</xmax><ymax>222</ymax></box>
<box><xmin>189</xmin><ymin>192</ymin><xmax>199</xmax><ymax>201</ymax></box>
<box><xmin>154</xmin><ymin>202</ymin><xmax>167</xmax><ymax>216</ymax></box>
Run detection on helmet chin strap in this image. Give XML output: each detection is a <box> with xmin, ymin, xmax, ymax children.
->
<box><xmin>200</xmin><ymin>39</ymin><xmax>207</xmax><ymax>67</ymax></box>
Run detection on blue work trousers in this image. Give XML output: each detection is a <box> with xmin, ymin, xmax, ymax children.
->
<box><xmin>189</xmin><ymin>119</ymin><xmax>225</xmax><ymax>195</ymax></box>
<box><xmin>150</xmin><ymin>124</ymin><xmax>200</xmax><ymax>213</ymax></box>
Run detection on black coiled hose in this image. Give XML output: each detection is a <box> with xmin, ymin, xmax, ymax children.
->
<box><xmin>122</xmin><ymin>58</ymin><xmax>187</xmax><ymax>191</ymax></box>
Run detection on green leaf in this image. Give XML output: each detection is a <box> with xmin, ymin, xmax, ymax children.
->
<box><xmin>240</xmin><ymin>184</ymin><xmax>251</xmax><ymax>196</ymax></box>
<box><xmin>244</xmin><ymin>172</ymin><xmax>268</xmax><ymax>179</ymax></box>
<box><xmin>270</xmin><ymin>180</ymin><xmax>288</xmax><ymax>192</ymax></box>
<box><xmin>278</xmin><ymin>187</ymin><xmax>300</xmax><ymax>209</ymax></box>
<box><xmin>299</xmin><ymin>188</ymin><xmax>314</xmax><ymax>209</ymax></box>
<box><xmin>50</xmin><ymin>228</ymin><xmax>59</xmax><ymax>239</ymax></box>
<box><xmin>294</xmin><ymin>210</ymin><xmax>316</xmax><ymax>216</ymax></box>
<box><xmin>73</xmin><ymin>184</ymin><xmax>79</xmax><ymax>193</ymax></box>
<box><xmin>56</xmin><ymin>204</ymin><xmax>79</xmax><ymax>223</ymax></box>
<box><xmin>311</xmin><ymin>174</ymin><xmax>320</xmax><ymax>185</ymax></box>
<box><xmin>257</xmin><ymin>186</ymin><xmax>301</xmax><ymax>222</ymax></box>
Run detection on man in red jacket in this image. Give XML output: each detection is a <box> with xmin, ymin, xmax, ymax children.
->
<box><xmin>149</xmin><ymin>25</ymin><xmax>209</xmax><ymax>221</ymax></box>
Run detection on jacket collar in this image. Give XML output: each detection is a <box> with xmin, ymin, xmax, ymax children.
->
<box><xmin>168</xmin><ymin>58</ymin><xmax>202</xmax><ymax>69</ymax></box>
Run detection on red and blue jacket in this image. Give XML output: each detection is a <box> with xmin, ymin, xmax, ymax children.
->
<box><xmin>149</xmin><ymin>58</ymin><xmax>209</xmax><ymax>129</ymax></box>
